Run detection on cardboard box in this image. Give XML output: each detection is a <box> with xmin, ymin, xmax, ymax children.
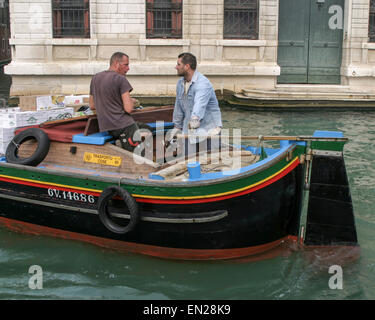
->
<box><xmin>63</xmin><ymin>95</ymin><xmax>83</xmax><ymax>105</ymax></box>
<box><xmin>63</xmin><ymin>95</ymin><xmax>90</xmax><ymax>111</ymax></box>
<box><xmin>19</xmin><ymin>95</ymin><xmax>65</xmax><ymax>111</ymax></box>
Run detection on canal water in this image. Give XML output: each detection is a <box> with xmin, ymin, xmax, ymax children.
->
<box><xmin>0</xmin><ymin>69</ymin><xmax>374</xmax><ymax>300</ymax></box>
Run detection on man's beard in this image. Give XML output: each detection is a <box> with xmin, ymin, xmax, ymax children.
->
<box><xmin>177</xmin><ymin>70</ymin><xmax>186</xmax><ymax>77</ymax></box>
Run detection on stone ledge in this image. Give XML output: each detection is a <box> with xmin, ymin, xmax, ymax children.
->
<box><xmin>139</xmin><ymin>39</ymin><xmax>190</xmax><ymax>46</ymax></box>
<box><xmin>8</xmin><ymin>38</ymin><xmax>276</xmax><ymax>48</ymax></box>
<box><xmin>341</xmin><ymin>65</ymin><xmax>375</xmax><ymax>77</ymax></box>
<box><xmin>216</xmin><ymin>39</ymin><xmax>268</xmax><ymax>47</ymax></box>
<box><xmin>9</xmin><ymin>38</ymin><xmax>98</xmax><ymax>46</ymax></box>
<box><xmin>5</xmin><ymin>61</ymin><xmax>280</xmax><ymax>76</ymax></box>
<box><xmin>240</xmin><ymin>88</ymin><xmax>375</xmax><ymax>101</ymax></box>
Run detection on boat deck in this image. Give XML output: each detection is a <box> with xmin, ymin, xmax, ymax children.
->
<box><xmin>32</xmin><ymin>143</ymin><xmax>260</xmax><ymax>182</ymax></box>
<box><xmin>8</xmin><ymin>106</ymin><xmax>260</xmax><ymax>181</ymax></box>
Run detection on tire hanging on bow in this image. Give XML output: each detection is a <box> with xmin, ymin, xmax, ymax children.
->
<box><xmin>6</xmin><ymin>128</ymin><xmax>50</xmax><ymax>166</ymax></box>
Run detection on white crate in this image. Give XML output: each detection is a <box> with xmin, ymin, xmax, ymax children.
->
<box><xmin>14</xmin><ymin>111</ymin><xmax>48</xmax><ymax>127</ymax></box>
<box><xmin>0</xmin><ymin>107</ymin><xmax>75</xmax><ymax>129</ymax></box>
<box><xmin>0</xmin><ymin>126</ymin><xmax>16</xmax><ymax>143</ymax></box>
<box><xmin>0</xmin><ymin>141</ymin><xmax>10</xmax><ymax>155</ymax></box>
<box><xmin>0</xmin><ymin>107</ymin><xmax>21</xmax><ymax>113</ymax></box>
<box><xmin>0</xmin><ymin>111</ymin><xmax>47</xmax><ymax>127</ymax></box>
<box><xmin>0</xmin><ymin>113</ymin><xmax>17</xmax><ymax>127</ymax></box>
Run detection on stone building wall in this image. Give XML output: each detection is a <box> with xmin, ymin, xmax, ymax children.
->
<box><xmin>4</xmin><ymin>0</ymin><xmax>375</xmax><ymax>98</ymax></box>
<box><xmin>342</xmin><ymin>0</ymin><xmax>375</xmax><ymax>90</ymax></box>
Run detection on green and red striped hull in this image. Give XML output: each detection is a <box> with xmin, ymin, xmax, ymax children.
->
<box><xmin>0</xmin><ymin>144</ymin><xmax>306</xmax><ymax>260</ymax></box>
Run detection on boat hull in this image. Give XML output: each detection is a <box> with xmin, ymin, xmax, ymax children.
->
<box><xmin>0</xmin><ymin>147</ymin><xmax>305</xmax><ymax>260</ymax></box>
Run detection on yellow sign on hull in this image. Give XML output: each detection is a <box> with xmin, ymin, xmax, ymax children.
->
<box><xmin>83</xmin><ymin>152</ymin><xmax>122</xmax><ymax>167</ymax></box>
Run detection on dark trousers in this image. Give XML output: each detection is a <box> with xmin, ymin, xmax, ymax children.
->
<box><xmin>109</xmin><ymin>122</ymin><xmax>140</xmax><ymax>152</ymax></box>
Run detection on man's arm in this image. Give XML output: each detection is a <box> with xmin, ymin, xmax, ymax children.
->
<box><xmin>172</xmin><ymin>82</ymin><xmax>184</xmax><ymax>129</ymax></box>
<box><xmin>121</xmin><ymin>91</ymin><xmax>135</xmax><ymax>114</ymax></box>
<box><xmin>172</xmin><ymin>98</ymin><xmax>184</xmax><ymax>130</ymax></box>
<box><xmin>89</xmin><ymin>95</ymin><xmax>95</xmax><ymax>110</ymax></box>
<box><xmin>191</xmin><ymin>84</ymin><xmax>211</xmax><ymax>121</ymax></box>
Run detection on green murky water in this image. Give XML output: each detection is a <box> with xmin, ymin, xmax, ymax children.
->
<box><xmin>0</xmin><ymin>72</ymin><xmax>374</xmax><ymax>300</ymax></box>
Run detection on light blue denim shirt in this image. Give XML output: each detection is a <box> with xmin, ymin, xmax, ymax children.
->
<box><xmin>173</xmin><ymin>71</ymin><xmax>222</xmax><ymax>134</ymax></box>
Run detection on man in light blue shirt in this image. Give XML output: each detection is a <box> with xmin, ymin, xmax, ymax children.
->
<box><xmin>169</xmin><ymin>52</ymin><xmax>222</xmax><ymax>155</ymax></box>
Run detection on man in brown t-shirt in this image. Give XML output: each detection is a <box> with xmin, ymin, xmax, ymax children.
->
<box><xmin>89</xmin><ymin>52</ymin><xmax>140</xmax><ymax>152</ymax></box>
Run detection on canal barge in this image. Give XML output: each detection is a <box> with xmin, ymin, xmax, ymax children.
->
<box><xmin>0</xmin><ymin>106</ymin><xmax>358</xmax><ymax>260</ymax></box>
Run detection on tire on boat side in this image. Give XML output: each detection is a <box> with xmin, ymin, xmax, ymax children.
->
<box><xmin>5</xmin><ymin>128</ymin><xmax>50</xmax><ymax>167</ymax></box>
<box><xmin>98</xmin><ymin>185</ymin><xmax>139</xmax><ymax>234</ymax></box>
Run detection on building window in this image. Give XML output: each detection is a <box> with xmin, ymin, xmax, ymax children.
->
<box><xmin>369</xmin><ymin>0</ymin><xmax>375</xmax><ymax>42</ymax></box>
<box><xmin>52</xmin><ymin>0</ymin><xmax>90</xmax><ymax>38</ymax></box>
<box><xmin>0</xmin><ymin>0</ymin><xmax>10</xmax><ymax>27</ymax></box>
<box><xmin>224</xmin><ymin>0</ymin><xmax>258</xmax><ymax>39</ymax></box>
<box><xmin>146</xmin><ymin>0</ymin><xmax>182</xmax><ymax>38</ymax></box>
<box><xmin>0</xmin><ymin>0</ymin><xmax>11</xmax><ymax>64</ymax></box>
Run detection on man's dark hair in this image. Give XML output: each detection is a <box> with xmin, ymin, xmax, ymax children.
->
<box><xmin>110</xmin><ymin>52</ymin><xmax>129</xmax><ymax>65</ymax></box>
<box><xmin>178</xmin><ymin>52</ymin><xmax>197</xmax><ymax>70</ymax></box>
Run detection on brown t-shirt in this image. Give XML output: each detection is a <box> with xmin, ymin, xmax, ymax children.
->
<box><xmin>89</xmin><ymin>70</ymin><xmax>134</xmax><ymax>132</ymax></box>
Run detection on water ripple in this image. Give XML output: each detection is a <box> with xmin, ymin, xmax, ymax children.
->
<box><xmin>0</xmin><ymin>106</ymin><xmax>374</xmax><ymax>299</ymax></box>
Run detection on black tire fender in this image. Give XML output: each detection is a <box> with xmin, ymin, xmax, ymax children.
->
<box><xmin>6</xmin><ymin>128</ymin><xmax>50</xmax><ymax>166</ymax></box>
<box><xmin>98</xmin><ymin>185</ymin><xmax>139</xmax><ymax>234</ymax></box>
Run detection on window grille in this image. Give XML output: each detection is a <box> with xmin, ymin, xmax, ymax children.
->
<box><xmin>0</xmin><ymin>0</ymin><xmax>9</xmax><ymax>27</ymax></box>
<box><xmin>224</xmin><ymin>0</ymin><xmax>258</xmax><ymax>39</ymax></box>
<box><xmin>369</xmin><ymin>0</ymin><xmax>375</xmax><ymax>42</ymax></box>
<box><xmin>0</xmin><ymin>0</ymin><xmax>10</xmax><ymax>63</ymax></box>
<box><xmin>146</xmin><ymin>0</ymin><xmax>182</xmax><ymax>39</ymax></box>
<box><xmin>52</xmin><ymin>0</ymin><xmax>90</xmax><ymax>38</ymax></box>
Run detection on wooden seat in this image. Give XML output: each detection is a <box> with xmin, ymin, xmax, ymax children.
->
<box><xmin>84</xmin><ymin>116</ymin><xmax>99</xmax><ymax>136</ymax></box>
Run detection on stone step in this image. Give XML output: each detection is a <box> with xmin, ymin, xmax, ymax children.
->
<box><xmin>240</xmin><ymin>87</ymin><xmax>375</xmax><ymax>101</ymax></box>
<box><xmin>275</xmin><ymin>84</ymin><xmax>352</xmax><ymax>93</ymax></box>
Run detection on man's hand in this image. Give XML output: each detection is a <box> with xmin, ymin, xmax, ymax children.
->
<box><xmin>133</xmin><ymin>98</ymin><xmax>142</xmax><ymax>108</ymax></box>
<box><xmin>188</xmin><ymin>116</ymin><xmax>200</xmax><ymax>129</ymax></box>
<box><xmin>165</xmin><ymin>127</ymin><xmax>181</xmax><ymax>148</ymax></box>
<box><xmin>208</xmin><ymin>126</ymin><xmax>221</xmax><ymax>136</ymax></box>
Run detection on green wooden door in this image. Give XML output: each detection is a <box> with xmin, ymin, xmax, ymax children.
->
<box><xmin>277</xmin><ymin>0</ymin><xmax>344</xmax><ymax>84</ymax></box>
<box><xmin>277</xmin><ymin>0</ymin><xmax>310</xmax><ymax>83</ymax></box>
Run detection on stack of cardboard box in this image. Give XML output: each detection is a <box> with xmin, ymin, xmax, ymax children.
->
<box><xmin>19</xmin><ymin>94</ymin><xmax>89</xmax><ymax>112</ymax></box>
<box><xmin>0</xmin><ymin>94</ymin><xmax>89</xmax><ymax>154</ymax></box>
